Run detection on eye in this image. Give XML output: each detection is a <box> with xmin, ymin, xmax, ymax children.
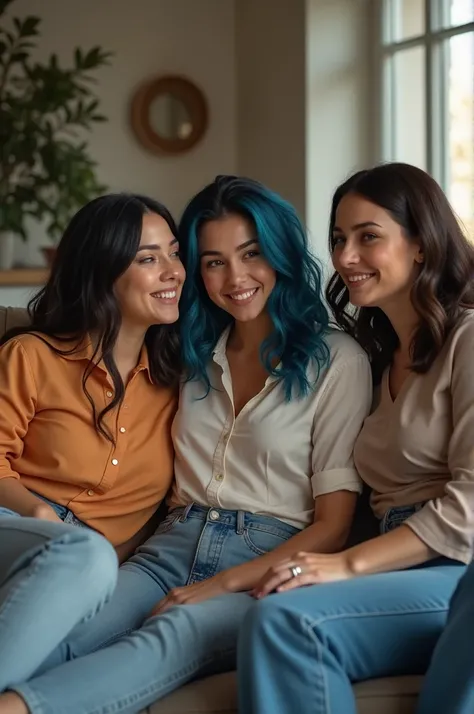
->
<box><xmin>137</xmin><ymin>255</ymin><xmax>156</xmax><ymax>264</ymax></box>
<box><xmin>243</xmin><ymin>249</ymin><xmax>261</xmax><ymax>259</ymax></box>
<box><xmin>331</xmin><ymin>235</ymin><xmax>345</xmax><ymax>250</ymax></box>
<box><xmin>362</xmin><ymin>233</ymin><xmax>378</xmax><ymax>242</ymax></box>
<box><xmin>170</xmin><ymin>250</ymin><xmax>181</xmax><ymax>259</ymax></box>
<box><xmin>206</xmin><ymin>259</ymin><xmax>224</xmax><ymax>268</ymax></box>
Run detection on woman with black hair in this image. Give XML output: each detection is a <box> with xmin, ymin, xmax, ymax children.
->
<box><xmin>0</xmin><ymin>193</ymin><xmax>184</xmax><ymax>691</ymax></box>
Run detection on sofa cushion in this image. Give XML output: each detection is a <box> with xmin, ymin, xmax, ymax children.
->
<box><xmin>0</xmin><ymin>306</ymin><xmax>30</xmax><ymax>338</ymax></box>
<box><xmin>145</xmin><ymin>672</ymin><xmax>422</xmax><ymax>714</ymax></box>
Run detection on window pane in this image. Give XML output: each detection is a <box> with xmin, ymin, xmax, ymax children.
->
<box><xmin>385</xmin><ymin>0</ymin><xmax>425</xmax><ymax>42</ymax></box>
<box><xmin>435</xmin><ymin>0</ymin><xmax>474</xmax><ymax>29</ymax></box>
<box><xmin>390</xmin><ymin>46</ymin><xmax>427</xmax><ymax>168</ymax></box>
<box><xmin>446</xmin><ymin>32</ymin><xmax>474</xmax><ymax>240</ymax></box>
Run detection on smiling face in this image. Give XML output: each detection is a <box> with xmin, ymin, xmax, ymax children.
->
<box><xmin>198</xmin><ymin>214</ymin><xmax>276</xmax><ymax>323</ymax></box>
<box><xmin>331</xmin><ymin>192</ymin><xmax>423</xmax><ymax>310</ymax></box>
<box><xmin>114</xmin><ymin>212</ymin><xmax>185</xmax><ymax>329</ymax></box>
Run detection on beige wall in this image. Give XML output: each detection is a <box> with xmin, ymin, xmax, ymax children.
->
<box><xmin>236</xmin><ymin>0</ymin><xmax>307</xmax><ymax>219</ymax></box>
<box><xmin>1</xmin><ymin>0</ymin><xmax>375</xmax><ymax>306</ymax></box>
<box><xmin>2</xmin><ymin>0</ymin><xmax>236</xmax><ymax>305</ymax></box>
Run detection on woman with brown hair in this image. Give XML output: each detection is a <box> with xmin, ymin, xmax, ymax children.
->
<box><xmin>238</xmin><ymin>162</ymin><xmax>474</xmax><ymax>714</ymax></box>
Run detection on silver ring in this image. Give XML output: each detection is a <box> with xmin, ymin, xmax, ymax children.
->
<box><xmin>290</xmin><ymin>565</ymin><xmax>303</xmax><ymax>578</ymax></box>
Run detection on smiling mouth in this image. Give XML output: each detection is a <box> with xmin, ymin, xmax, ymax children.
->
<box><xmin>346</xmin><ymin>273</ymin><xmax>376</xmax><ymax>285</ymax></box>
<box><xmin>227</xmin><ymin>288</ymin><xmax>258</xmax><ymax>303</ymax></box>
<box><xmin>150</xmin><ymin>289</ymin><xmax>178</xmax><ymax>302</ymax></box>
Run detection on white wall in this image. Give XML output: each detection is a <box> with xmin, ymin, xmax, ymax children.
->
<box><xmin>1</xmin><ymin>0</ymin><xmax>236</xmax><ymax>305</ymax></box>
<box><xmin>305</xmin><ymin>0</ymin><xmax>373</xmax><ymax>264</ymax></box>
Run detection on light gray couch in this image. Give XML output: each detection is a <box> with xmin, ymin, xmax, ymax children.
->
<box><xmin>0</xmin><ymin>306</ymin><xmax>422</xmax><ymax>713</ymax></box>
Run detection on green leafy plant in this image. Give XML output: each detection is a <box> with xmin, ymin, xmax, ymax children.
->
<box><xmin>0</xmin><ymin>0</ymin><xmax>112</xmax><ymax>240</ymax></box>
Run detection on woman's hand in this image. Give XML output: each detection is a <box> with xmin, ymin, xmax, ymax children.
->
<box><xmin>31</xmin><ymin>502</ymin><xmax>62</xmax><ymax>523</ymax></box>
<box><xmin>251</xmin><ymin>550</ymin><xmax>354</xmax><ymax>598</ymax></box>
<box><xmin>150</xmin><ymin>572</ymin><xmax>232</xmax><ymax>616</ymax></box>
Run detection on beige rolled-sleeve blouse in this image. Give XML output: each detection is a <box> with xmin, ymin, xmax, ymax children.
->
<box><xmin>354</xmin><ymin>310</ymin><xmax>474</xmax><ymax>563</ymax></box>
<box><xmin>170</xmin><ymin>327</ymin><xmax>372</xmax><ymax>530</ymax></box>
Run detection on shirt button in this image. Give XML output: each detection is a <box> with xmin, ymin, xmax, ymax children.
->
<box><xmin>215</xmin><ymin>474</ymin><xmax>224</xmax><ymax>481</ymax></box>
<box><xmin>106</xmin><ymin>390</ymin><xmax>113</xmax><ymax>398</ymax></box>
<box><xmin>209</xmin><ymin>509</ymin><xmax>220</xmax><ymax>521</ymax></box>
<box><xmin>87</xmin><ymin>490</ymin><xmax>94</xmax><ymax>496</ymax></box>
<box><xmin>119</xmin><ymin>427</ymin><xmax>126</xmax><ymax>433</ymax></box>
<box><xmin>111</xmin><ymin>458</ymin><xmax>118</xmax><ymax>466</ymax></box>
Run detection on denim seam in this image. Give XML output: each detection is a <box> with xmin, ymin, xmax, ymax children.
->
<box><xmin>304</xmin><ymin>604</ymin><xmax>449</xmax><ymax>629</ymax></box>
<box><xmin>301</xmin><ymin>615</ymin><xmax>328</xmax><ymax>714</ymax></box>
<box><xmin>243</xmin><ymin>529</ymin><xmax>289</xmax><ymax>557</ymax></box>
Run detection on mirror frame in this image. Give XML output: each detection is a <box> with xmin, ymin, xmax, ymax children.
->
<box><xmin>130</xmin><ymin>75</ymin><xmax>208</xmax><ymax>155</ymax></box>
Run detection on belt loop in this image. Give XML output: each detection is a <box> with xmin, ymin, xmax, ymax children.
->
<box><xmin>236</xmin><ymin>510</ymin><xmax>245</xmax><ymax>535</ymax></box>
<box><xmin>180</xmin><ymin>502</ymin><xmax>195</xmax><ymax>522</ymax></box>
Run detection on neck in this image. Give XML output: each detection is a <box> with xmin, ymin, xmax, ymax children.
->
<box><xmin>227</xmin><ymin>312</ymin><xmax>273</xmax><ymax>354</ymax></box>
<box><xmin>113</xmin><ymin>323</ymin><xmax>147</xmax><ymax>372</ymax></box>
<box><xmin>382</xmin><ymin>297</ymin><xmax>419</xmax><ymax>359</ymax></box>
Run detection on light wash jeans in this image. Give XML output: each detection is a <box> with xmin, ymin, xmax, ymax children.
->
<box><xmin>0</xmin><ymin>506</ymin><xmax>118</xmax><ymax>692</ymax></box>
<box><xmin>237</xmin><ymin>504</ymin><xmax>467</xmax><ymax>714</ymax></box>
<box><xmin>10</xmin><ymin>503</ymin><xmax>299</xmax><ymax>714</ymax></box>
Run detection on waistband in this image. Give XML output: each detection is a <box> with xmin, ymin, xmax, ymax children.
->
<box><xmin>170</xmin><ymin>503</ymin><xmax>300</xmax><ymax>537</ymax></box>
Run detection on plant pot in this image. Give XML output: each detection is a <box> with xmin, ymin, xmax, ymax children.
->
<box><xmin>0</xmin><ymin>232</ymin><xmax>15</xmax><ymax>270</ymax></box>
<box><xmin>41</xmin><ymin>246</ymin><xmax>57</xmax><ymax>267</ymax></box>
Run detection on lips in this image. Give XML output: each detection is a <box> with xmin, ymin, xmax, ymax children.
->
<box><xmin>227</xmin><ymin>288</ymin><xmax>258</xmax><ymax>301</ymax></box>
<box><xmin>151</xmin><ymin>289</ymin><xmax>177</xmax><ymax>299</ymax></box>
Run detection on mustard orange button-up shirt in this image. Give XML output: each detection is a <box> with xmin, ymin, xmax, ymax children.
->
<box><xmin>0</xmin><ymin>333</ymin><xmax>177</xmax><ymax>545</ymax></box>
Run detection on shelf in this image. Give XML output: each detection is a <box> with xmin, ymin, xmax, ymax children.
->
<box><xmin>0</xmin><ymin>268</ymin><xmax>49</xmax><ymax>286</ymax></box>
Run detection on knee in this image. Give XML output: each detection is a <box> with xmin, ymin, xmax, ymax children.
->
<box><xmin>69</xmin><ymin>530</ymin><xmax>118</xmax><ymax>600</ymax></box>
<box><xmin>240</xmin><ymin>596</ymin><xmax>291</xmax><ymax>649</ymax></box>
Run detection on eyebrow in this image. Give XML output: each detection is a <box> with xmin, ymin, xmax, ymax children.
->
<box><xmin>199</xmin><ymin>238</ymin><xmax>258</xmax><ymax>258</ymax></box>
<box><xmin>333</xmin><ymin>221</ymin><xmax>382</xmax><ymax>233</ymax></box>
<box><xmin>137</xmin><ymin>238</ymin><xmax>178</xmax><ymax>252</ymax></box>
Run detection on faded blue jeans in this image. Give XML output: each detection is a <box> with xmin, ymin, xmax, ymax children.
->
<box><xmin>237</xmin><ymin>504</ymin><xmax>467</xmax><ymax>714</ymax></box>
<box><xmin>10</xmin><ymin>503</ymin><xmax>299</xmax><ymax>714</ymax></box>
<box><xmin>0</xmin><ymin>506</ymin><xmax>118</xmax><ymax>691</ymax></box>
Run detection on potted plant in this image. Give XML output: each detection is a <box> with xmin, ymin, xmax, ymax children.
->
<box><xmin>0</xmin><ymin>0</ymin><xmax>112</xmax><ymax>269</ymax></box>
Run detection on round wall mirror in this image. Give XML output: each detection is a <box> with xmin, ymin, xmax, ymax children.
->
<box><xmin>130</xmin><ymin>75</ymin><xmax>208</xmax><ymax>155</ymax></box>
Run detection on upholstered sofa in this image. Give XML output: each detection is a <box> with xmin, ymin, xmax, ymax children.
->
<box><xmin>0</xmin><ymin>305</ymin><xmax>423</xmax><ymax>713</ymax></box>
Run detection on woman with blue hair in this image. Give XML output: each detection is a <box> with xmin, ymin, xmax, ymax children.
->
<box><xmin>0</xmin><ymin>176</ymin><xmax>372</xmax><ymax>714</ymax></box>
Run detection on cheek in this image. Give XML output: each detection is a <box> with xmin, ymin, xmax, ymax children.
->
<box><xmin>201</xmin><ymin>270</ymin><xmax>223</xmax><ymax>296</ymax></box>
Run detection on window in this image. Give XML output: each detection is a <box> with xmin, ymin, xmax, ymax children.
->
<box><xmin>381</xmin><ymin>0</ymin><xmax>474</xmax><ymax>238</ymax></box>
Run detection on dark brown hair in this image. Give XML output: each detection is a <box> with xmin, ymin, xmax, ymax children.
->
<box><xmin>1</xmin><ymin>193</ymin><xmax>181</xmax><ymax>441</ymax></box>
<box><xmin>326</xmin><ymin>162</ymin><xmax>474</xmax><ymax>383</ymax></box>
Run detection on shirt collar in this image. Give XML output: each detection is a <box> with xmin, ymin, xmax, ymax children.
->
<box><xmin>35</xmin><ymin>333</ymin><xmax>153</xmax><ymax>382</ymax></box>
<box><xmin>212</xmin><ymin>325</ymin><xmax>232</xmax><ymax>369</ymax></box>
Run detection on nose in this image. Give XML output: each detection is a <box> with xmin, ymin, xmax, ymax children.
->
<box><xmin>160</xmin><ymin>257</ymin><xmax>184</xmax><ymax>283</ymax></box>
<box><xmin>335</xmin><ymin>239</ymin><xmax>360</xmax><ymax>269</ymax></box>
<box><xmin>226</xmin><ymin>260</ymin><xmax>246</xmax><ymax>286</ymax></box>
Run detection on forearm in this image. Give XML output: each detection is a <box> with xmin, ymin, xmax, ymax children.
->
<box><xmin>0</xmin><ymin>477</ymin><xmax>47</xmax><ymax>517</ymax></box>
<box><xmin>223</xmin><ymin>518</ymin><xmax>350</xmax><ymax>592</ymax></box>
<box><xmin>346</xmin><ymin>524</ymin><xmax>437</xmax><ymax>575</ymax></box>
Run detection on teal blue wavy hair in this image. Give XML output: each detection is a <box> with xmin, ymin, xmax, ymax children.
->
<box><xmin>178</xmin><ymin>175</ymin><xmax>330</xmax><ymax>400</ymax></box>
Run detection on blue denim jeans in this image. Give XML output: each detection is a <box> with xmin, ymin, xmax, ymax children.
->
<box><xmin>237</xmin><ymin>504</ymin><xmax>467</xmax><ymax>714</ymax></box>
<box><xmin>11</xmin><ymin>504</ymin><xmax>300</xmax><ymax>714</ymax></box>
<box><xmin>0</xmin><ymin>506</ymin><xmax>118</xmax><ymax>692</ymax></box>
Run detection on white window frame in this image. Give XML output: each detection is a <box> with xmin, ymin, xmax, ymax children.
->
<box><xmin>376</xmin><ymin>0</ymin><xmax>474</xmax><ymax>192</ymax></box>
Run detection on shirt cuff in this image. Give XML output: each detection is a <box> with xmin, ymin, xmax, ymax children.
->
<box><xmin>311</xmin><ymin>468</ymin><xmax>362</xmax><ymax>499</ymax></box>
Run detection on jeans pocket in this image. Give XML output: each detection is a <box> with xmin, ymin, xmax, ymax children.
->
<box><xmin>243</xmin><ymin>524</ymin><xmax>294</xmax><ymax>556</ymax></box>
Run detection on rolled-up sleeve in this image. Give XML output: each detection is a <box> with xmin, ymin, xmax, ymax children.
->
<box><xmin>0</xmin><ymin>339</ymin><xmax>37</xmax><ymax>480</ymax></box>
<box><xmin>406</xmin><ymin>325</ymin><xmax>474</xmax><ymax>562</ymax></box>
<box><xmin>311</xmin><ymin>352</ymin><xmax>372</xmax><ymax>498</ymax></box>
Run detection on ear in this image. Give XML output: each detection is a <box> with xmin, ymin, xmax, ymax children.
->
<box><xmin>414</xmin><ymin>245</ymin><xmax>424</xmax><ymax>264</ymax></box>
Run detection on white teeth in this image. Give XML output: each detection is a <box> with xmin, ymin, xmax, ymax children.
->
<box><xmin>347</xmin><ymin>274</ymin><xmax>374</xmax><ymax>283</ymax></box>
<box><xmin>153</xmin><ymin>290</ymin><xmax>176</xmax><ymax>299</ymax></box>
<box><xmin>229</xmin><ymin>289</ymin><xmax>257</xmax><ymax>301</ymax></box>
